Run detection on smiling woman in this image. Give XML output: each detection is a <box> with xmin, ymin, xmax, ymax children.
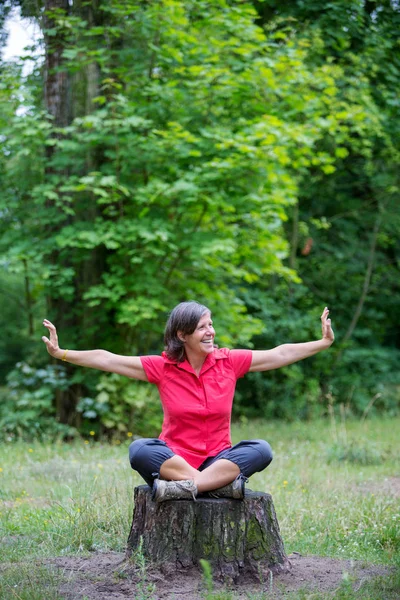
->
<box><xmin>163</xmin><ymin>301</ymin><xmax>214</xmax><ymax>365</ymax></box>
<box><xmin>42</xmin><ymin>300</ymin><xmax>334</xmax><ymax>502</ymax></box>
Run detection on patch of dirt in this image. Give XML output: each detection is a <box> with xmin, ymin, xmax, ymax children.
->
<box><xmin>357</xmin><ymin>476</ymin><xmax>400</xmax><ymax>498</ymax></box>
<box><xmin>48</xmin><ymin>551</ymin><xmax>390</xmax><ymax>599</ymax></box>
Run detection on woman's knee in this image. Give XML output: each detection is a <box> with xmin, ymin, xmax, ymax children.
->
<box><xmin>128</xmin><ymin>438</ymin><xmax>154</xmax><ymax>469</ymax></box>
<box><xmin>254</xmin><ymin>439</ymin><xmax>273</xmax><ymax>468</ymax></box>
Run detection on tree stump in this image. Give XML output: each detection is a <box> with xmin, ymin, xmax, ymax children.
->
<box><xmin>126</xmin><ymin>485</ymin><xmax>288</xmax><ymax>581</ymax></box>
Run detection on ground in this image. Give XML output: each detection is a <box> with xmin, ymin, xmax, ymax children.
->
<box><xmin>49</xmin><ymin>551</ymin><xmax>390</xmax><ymax>599</ymax></box>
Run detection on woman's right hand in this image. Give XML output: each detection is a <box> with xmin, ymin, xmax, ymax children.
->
<box><xmin>42</xmin><ymin>319</ymin><xmax>63</xmax><ymax>359</ymax></box>
<box><xmin>42</xmin><ymin>319</ymin><xmax>148</xmax><ymax>380</ymax></box>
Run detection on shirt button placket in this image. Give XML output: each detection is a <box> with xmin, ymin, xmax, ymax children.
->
<box><xmin>199</xmin><ymin>376</ymin><xmax>209</xmax><ymax>454</ymax></box>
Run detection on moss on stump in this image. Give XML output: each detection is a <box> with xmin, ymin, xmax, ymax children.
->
<box><xmin>127</xmin><ymin>485</ymin><xmax>288</xmax><ymax>580</ymax></box>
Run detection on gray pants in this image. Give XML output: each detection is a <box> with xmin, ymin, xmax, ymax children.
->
<box><xmin>129</xmin><ymin>438</ymin><xmax>273</xmax><ymax>487</ymax></box>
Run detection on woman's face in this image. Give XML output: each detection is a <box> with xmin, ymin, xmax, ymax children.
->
<box><xmin>178</xmin><ymin>312</ymin><xmax>215</xmax><ymax>357</ymax></box>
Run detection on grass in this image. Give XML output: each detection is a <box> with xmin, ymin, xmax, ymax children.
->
<box><xmin>0</xmin><ymin>416</ymin><xmax>399</xmax><ymax>599</ymax></box>
<box><xmin>242</xmin><ymin>417</ymin><xmax>400</xmax><ymax>564</ymax></box>
<box><xmin>0</xmin><ymin>564</ymin><xmax>63</xmax><ymax>600</ymax></box>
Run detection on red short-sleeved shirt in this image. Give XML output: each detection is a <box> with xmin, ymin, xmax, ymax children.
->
<box><xmin>140</xmin><ymin>348</ymin><xmax>252</xmax><ymax>469</ymax></box>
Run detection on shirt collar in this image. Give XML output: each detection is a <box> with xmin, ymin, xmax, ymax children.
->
<box><xmin>162</xmin><ymin>348</ymin><xmax>227</xmax><ymax>375</ymax></box>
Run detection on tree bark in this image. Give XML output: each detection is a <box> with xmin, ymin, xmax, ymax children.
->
<box><xmin>44</xmin><ymin>0</ymin><xmax>71</xmax><ymax>128</ymax></box>
<box><xmin>127</xmin><ymin>485</ymin><xmax>289</xmax><ymax>581</ymax></box>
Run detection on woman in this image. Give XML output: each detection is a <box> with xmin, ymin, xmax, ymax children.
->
<box><xmin>42</xmin><ymin>301</ymin><xmax>334</xmax><ymax>502</ymax></box>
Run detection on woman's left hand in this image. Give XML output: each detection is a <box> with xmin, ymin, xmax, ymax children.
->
<box><xmin>321</xmin><ymin>307</ymin><xmax>334</xmax><ymax>344</ymax></box>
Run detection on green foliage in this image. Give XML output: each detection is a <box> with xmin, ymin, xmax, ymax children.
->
<box><xmin>89</xmin><ymin>373</ymin><xmax>162</xmax><ymax>438</ymax></box>
<box><xmin>0</xmin><ymin>0</ymin><xmax>399</xmax><ymax>434</ymax></box>
<box><xmin>0</xmin><ymin>271</ymin><xmax>37</xmax><ymax>383</ymax></box>
<box><xmin>0</xmin><ymin>362</ymin><xmax>162</xmax><ymax>440</ymax></box>
<box><xmin>0</xmin><ymin>363</ymin><xmax>75</xmax><ymax>441</ymax></box>
<box><xmin>234</xmin><ymin>302</ymin><xmax>400</xmax><ymax>420</ymax></box>
<box><xmin>2</xmin><ymin>1</ymin><xmax>372</xmax><ymax>339</ymax></box>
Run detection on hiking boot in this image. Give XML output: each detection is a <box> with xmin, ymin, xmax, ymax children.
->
<box><xmin>208</xmin><ymin>475</ymin><xmax>246</xmax><ymax>500</ymax></box>
<box><xmin>152</xmin><ymin>479</ymin><xmax>198</xmax><ymax>503</ymax></box>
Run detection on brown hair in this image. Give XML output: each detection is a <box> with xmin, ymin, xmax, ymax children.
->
<box><xmin>164</xmin><ymin>301</ymin><xmax>211</xmax><ymax>362</ymax></box>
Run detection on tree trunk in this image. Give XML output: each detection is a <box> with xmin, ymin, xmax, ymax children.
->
<box><xmin>42</xmin><ymin>0</ymin><xmax>108</xmax><ymax>424</ymax></box>
<box><xmin>44</xmin><ymin>0</ymin><xmax>71</xmax><ymax>128</ymax></box>
<box><xmin>127</xmin><ymin>485</ymin><xmax>289</xmax><ymax>581</ymax></box>
<box><xmin>43</xmin><ymin>0</ymin><xmax>77</xmax><ymax>424</ymax></box>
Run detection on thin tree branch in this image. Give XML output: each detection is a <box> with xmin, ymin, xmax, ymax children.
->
<box><xmin>332</xmin><ymin>211</ymin><xmax>382</xmax><ymax>370</ymax></box>
<box><xmin>23</xmin><ymin>259</ymin><xmax>35</xmax><ymax>336</ymax></box>
<box><xmin>341</xmin><ymin>213</ymin><xmax>381</xmax><ymax>344</ymax></box>
<box><xmin>289</xmin><ymin>202</ymin><xmax>299</xmax><ymax>270</ymax></box>
<box><xmin>163</xmin><ymin>203</ymin><xmax>208</xmax><ymax>287</ymax></box>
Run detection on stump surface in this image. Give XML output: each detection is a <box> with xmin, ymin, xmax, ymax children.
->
<box><xmin>127</xmin><ymin>485</ymin><xmax>288</xmax><ymax>580</ymax></box>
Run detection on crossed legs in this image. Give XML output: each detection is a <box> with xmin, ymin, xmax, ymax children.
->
<box><xmin>159</xmin><ymin>455</ymin><xmax>240</xmax><ymax>493</ymax></box>
<box><xmin>129</xmin><ymin>438</ymin><xmax>273</xmax><ymax>491</ymax></box>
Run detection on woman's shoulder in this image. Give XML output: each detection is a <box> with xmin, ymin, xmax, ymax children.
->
<box><xmin>219</xmin><ymin>348</ymin><xmax>253</xmax><ymax>379</ymax></box>
<box><xmin>213</xmin><ymin>347</ymin><xmax>230</xmax><ymax>359</ymax></box>
<box><xmin>140</xmin><ymin>354</ymin><xmax>166</xmax><ymax>383</ymax></box>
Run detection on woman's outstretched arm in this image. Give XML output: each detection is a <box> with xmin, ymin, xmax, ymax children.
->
<box><xmin>42</xmin><ymin>319</ymin><xmax>148</xmax><ymax>381</ymax></box>
<box><xmin>249</xmin><ymin>307</ymin><xmax>334</xmax><ymax>373</ymax></box>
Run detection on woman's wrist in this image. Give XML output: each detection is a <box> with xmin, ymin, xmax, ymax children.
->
<box><xmin>60</xmin><ymin>349</ymin><xmax>69</xmax><ymax>361</ymax></box>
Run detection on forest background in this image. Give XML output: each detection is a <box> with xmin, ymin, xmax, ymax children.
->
<box><xmin>0</xmin><ymin>0</ymin><xmax>399</xmax><ymax>442</ymax></box>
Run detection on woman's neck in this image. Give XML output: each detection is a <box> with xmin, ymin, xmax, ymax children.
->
<box><xmin>184</xmin><ymin>351</ymin><xmax>207</xmax><ymax>376</ymax></box>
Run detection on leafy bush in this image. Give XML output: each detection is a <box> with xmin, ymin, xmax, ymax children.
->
<box><xmin>329</xmin><ymin>347</ymin><xmax>400</xmax><ymax>416</ymax></box>
<box><xmin>0</xmin><ymin>362</ymin><xmax>75</xmax><ymax>441</ymax></box>
<box><xmin>85</xmin><ymin>373</ymin><xmax>163</xmax><ymax>438</ymax></box>
<box><xmin>234</xmin><ymin>344</ymin><xmax>400</xmax><ymax>421</ymax></box>
<box><xmin>0</xmin><ymin>362</ymin><xmax>163</xmax><ymax>441</ymax></box>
